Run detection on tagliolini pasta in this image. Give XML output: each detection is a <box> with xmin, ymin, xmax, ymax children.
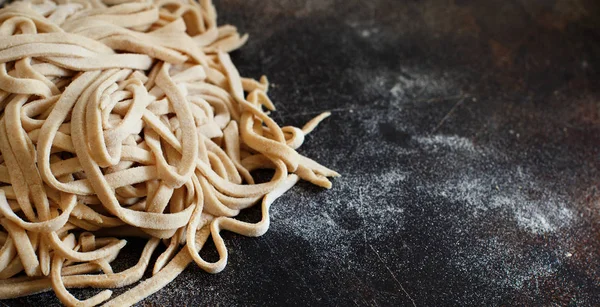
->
<box><xmin>0</xmin><ymin>0</ymin><xmax>338</xmax><ymax>306</ymax></box>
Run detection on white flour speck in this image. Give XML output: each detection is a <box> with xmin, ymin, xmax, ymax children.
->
<box><xmin>390</xmin><ymin>83</ymin><xmax>403</xmax><ymax>98</ymax></box>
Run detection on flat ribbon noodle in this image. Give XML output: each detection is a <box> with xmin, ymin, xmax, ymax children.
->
<box><xmin>0</xmin><ymin>1</ymin><xmax>339</xmax><ymax>306</ymax></box>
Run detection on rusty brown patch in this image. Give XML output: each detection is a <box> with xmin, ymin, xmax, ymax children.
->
<box><xmin>489</xmin><ymin>39</ymin><xmax>514</xmax><ymax>69</ymax></box>
<box><xmin>572</xmin><ymin>100</ymin><xmax>600</xmax><ymax>125</ymax></box>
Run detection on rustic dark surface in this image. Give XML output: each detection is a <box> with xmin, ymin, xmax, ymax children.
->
<box><xmin>4</xmin><ymin>0</ymin><xmax>600</xmax><ymax>306</ymax></box>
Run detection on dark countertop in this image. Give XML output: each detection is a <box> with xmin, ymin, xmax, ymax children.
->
<box><xmin>5</xmin><ymin>0</ymin><xmax>600</xmax><ymax>306</ymax></box>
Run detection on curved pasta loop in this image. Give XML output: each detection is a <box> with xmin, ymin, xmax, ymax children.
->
<box><xmin>50</xmin><ymin>234</ymin><xmax>113</xmax><ymax>307</ymax></box>
<box><xmin>186</xmin><ymin>174</ymin><xmax>299</xmax><ymax>274</ymax></box>
<box><xmin>0</xmin><ymin>0</ymin><xmax>338</xmax><ymax>306</ymax></box>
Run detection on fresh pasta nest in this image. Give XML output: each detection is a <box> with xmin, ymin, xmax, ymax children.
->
<box><xmin>0</xmin><ymin>0</ymin><xmax>338</xmax><ymax>306</ymax></box>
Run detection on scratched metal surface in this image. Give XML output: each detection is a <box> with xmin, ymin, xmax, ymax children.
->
<box><xmin>4</xmin><ymin>0</ymin><xmax>600</xmax><ymax>306</ymax></box>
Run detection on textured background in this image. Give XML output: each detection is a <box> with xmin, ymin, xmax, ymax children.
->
<box><xmin>4</xmin><ymin>0</ymin><xmax>600</xmax><ymax>306</ymax></box>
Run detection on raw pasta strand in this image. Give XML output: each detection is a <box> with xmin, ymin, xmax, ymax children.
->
<box><xmin>0</xmin><ymin>1</ymin><xmax>339</xmax><ymax>306</ymax></box>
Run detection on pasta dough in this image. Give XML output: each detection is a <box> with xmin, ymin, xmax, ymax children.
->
<box><xmin>0</xmin><ymin>0</ymin><xmax>339</xmax><ymax>306</ymax></box>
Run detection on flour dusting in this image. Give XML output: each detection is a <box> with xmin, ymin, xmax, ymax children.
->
<box><xmin>453</xmin><ymin>236</ymin><xmax>562</xmax><ymax>291</ymax></box>
<box><xmin>415</xmin><ymin>134</ymin><xmax>477</xmax><ymax>152</ymax></box>
<box><xmin>411</xmin><ymin>131</ymin><xmax>578</xmax><ymax>294</ymax></box>
<box><xmin>429</xmin><ymin>177</ymin><xmax>574</xmax><ymax>235</ymax></box>
<box><xmin>271</xmin><ymin>168</ymin><xmax>409</xmax><ymax>258</ymax></box>
<box><xmin>389</xmin><ymin>70</ymin><xmax>451</xmax><ymax>100</ymax></box>
<box><xmin>491</xmin><ymin>194</ymin><xmax>573</xmax><ymax>234</ymax></box>
<box><xmin>416</xmin><ymin>134</ymin><xmax>575</xmax><ymax>235</ymax></box>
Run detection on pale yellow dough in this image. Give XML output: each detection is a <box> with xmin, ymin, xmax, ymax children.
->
<box><xmin>0</xmin><ymin>0</ymin><xmax>339</xmax><ymax>306</ymax></box>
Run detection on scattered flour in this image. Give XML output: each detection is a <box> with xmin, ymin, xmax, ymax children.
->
<box><xmin>271</xmin><ymin>168</ymin><xmax>409</xmax><ymax>258</ymax></box>
<box><xmin>491</xmin><ymin>194</ymin><xmax>573</xmax><ymax>234</ymax></box>
<box><xmin>430</xmin><ymin>177</ymin><xmax>574</xmax><ymax>234</ymax></box>
<box><xmin>350</xmin><ymin>64</ymin><xmax>456</xmax><ymax>108</ymax></box>
<box><xmin>453</xmin><ymin>236</ymin><xmax>561</xmax><ymax>291</ymax></box>
<box><xmin>389</xmin><ymin>70</ymin><xmax>451</xmax><ymax>100</ymax></box>
<box><xmin>415</xmin><ymin>134</ymin><xmax>477</xmax><ymax>152</ymax></box>
<box><xmin>412</xmin><ymin>134</ymin><xmax>575</xmax><ymax>293</ymax></box>
<box><xmin>415</xmin><ymin>133</ymin><xmax>574</xmax><ymax>235</ymax></box>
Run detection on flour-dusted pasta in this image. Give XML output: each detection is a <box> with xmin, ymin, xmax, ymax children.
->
<box><xmin>0</xmin><ymin>1</ymin><xmax>339</xmax><ymax>305</ymax></box>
